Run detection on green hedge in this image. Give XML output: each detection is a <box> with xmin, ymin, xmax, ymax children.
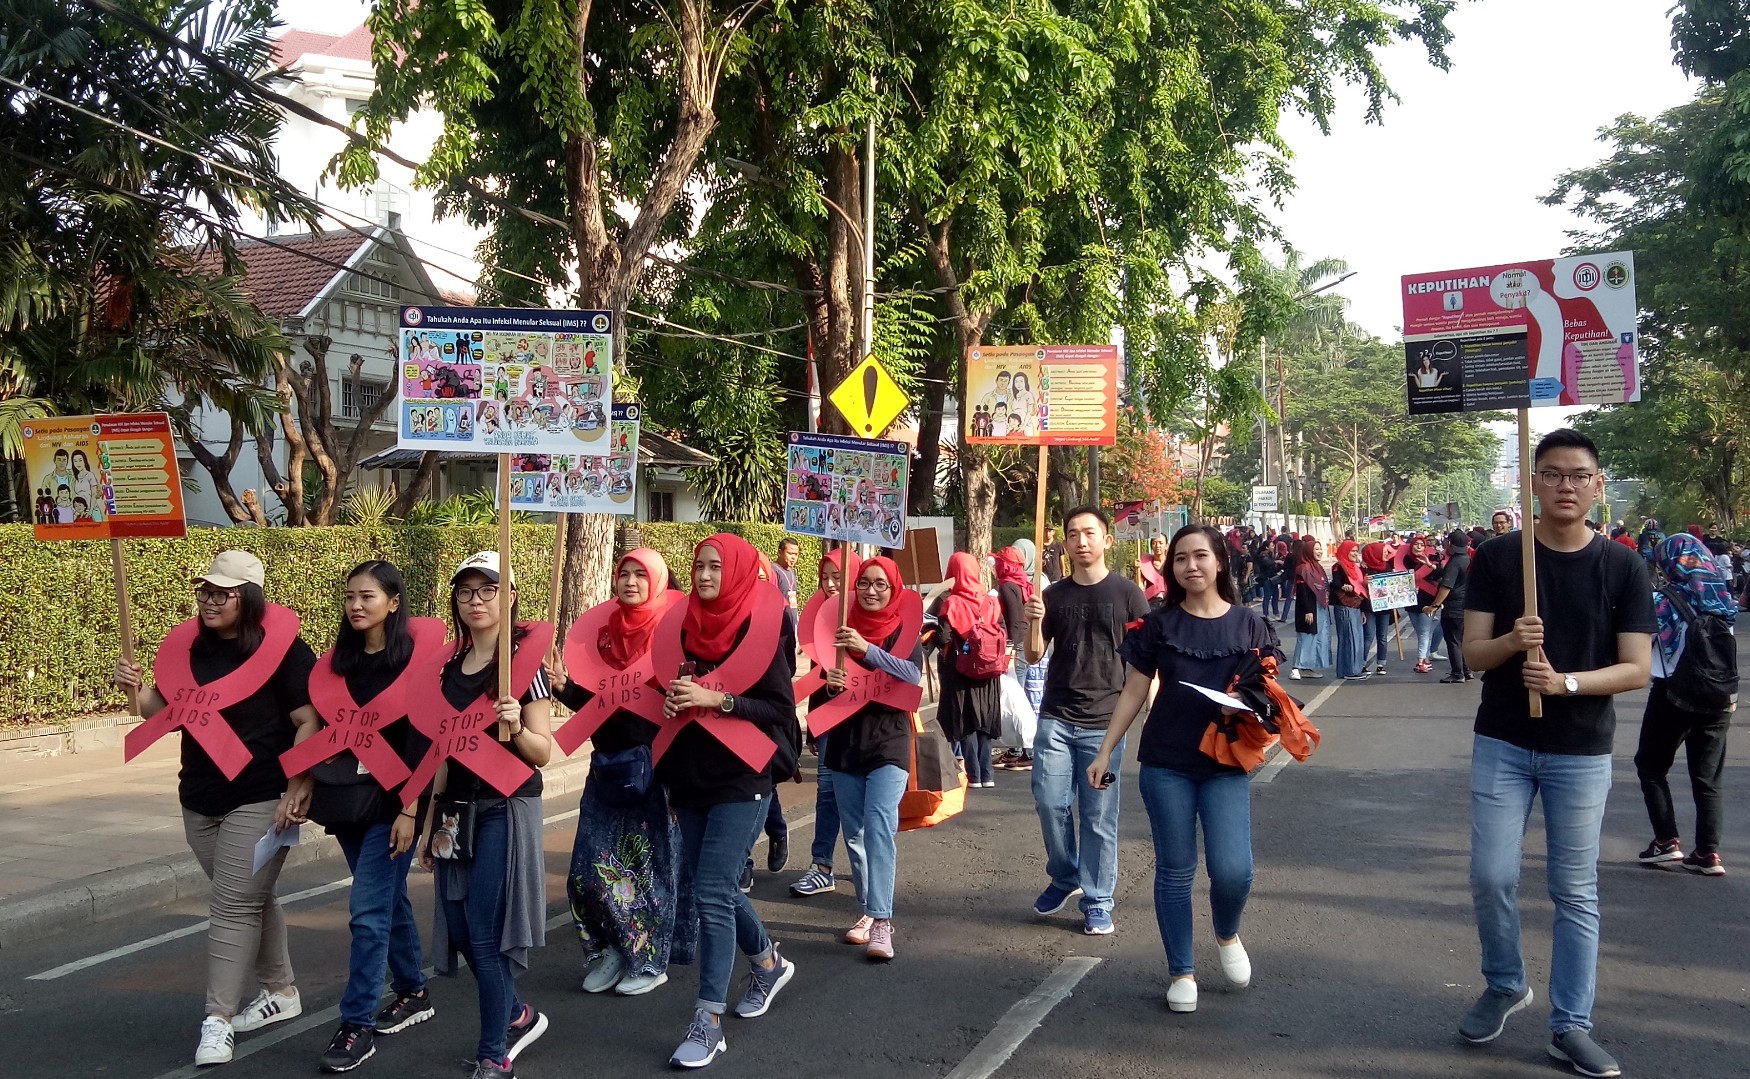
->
<box><xmin>0</xmin><ymin>521</ymin><xmax>825</xmax><ymax>728</ymax></box>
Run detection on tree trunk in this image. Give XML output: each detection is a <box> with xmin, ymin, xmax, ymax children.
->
<box><xmin>1049</xmin><ymin>446</ymin><xmax>1081</xmax><ymax>515</ymax></box>
<box><xmin>916</xmin><ymin>207</ymin><xmax>996</xmax><ymax>558</ymax></box>
<box><xmin>182</xmin><ymin>414</ymin><xmax>254</xmax><ymax>524</ymax></box>
<box><xmin>908</xmin><ymin>345</ymin><xmax>949</xmax><ymax>511</ymax></box>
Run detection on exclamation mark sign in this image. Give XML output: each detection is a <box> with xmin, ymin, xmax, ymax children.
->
<box><xmin>862</xmin><ymin>365</ymin><xmax>878</xmax><ymax>434</ymax></box>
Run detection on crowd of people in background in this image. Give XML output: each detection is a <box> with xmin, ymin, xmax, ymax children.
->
<box><xmin>104</xmin><ymin>427</ymin><xmax>1735</xmax><ymax>1079</ymax></box>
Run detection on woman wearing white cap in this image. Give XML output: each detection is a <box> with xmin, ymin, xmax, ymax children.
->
<box><xmin>416</xmin><ymin>551</ymin><xmax>555</xmax><ymax>1079</ymax></box>
<box><xmin>113</xmin><ymin>550</ymin><xmax>322</xmax><ymax>1067</ymax></box>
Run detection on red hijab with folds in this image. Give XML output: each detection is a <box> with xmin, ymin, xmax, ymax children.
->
<box><xmin>942</xmin><ymin>551</ymin><xmax>1001</xmax><ymax>637</ymax></box>
<box><xmin>1333</xmin><ymin>539</ymin><xmax>1367</xmax><ymax>592</ymax></box>
<box><xmin>819</xmin><ymin>547</ymin><xmax>863</xmax><ymax>594</ymax></box>
<box><xmin>682</xmin><ymin>533</ymin><xmax>764</xmax><ymax>662</ymax></box>
<box><xmin>993</xmin><ymin>546</ymin><xmax>1033</xmax><ymax>602</ymax></box>
<box><xmin>850</xmin><ymin>556</ymin><xmax>907</xmax><ymax>646</ymax></box>
<box><xmin>603</xmin><ymin>547</ymin><xmax>677</xmax><ymax>669</ymax></box>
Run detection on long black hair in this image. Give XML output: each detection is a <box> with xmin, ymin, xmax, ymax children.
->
<box><xmin>1162</xmin><ymin>524</ymin><xmax>1241</xmax><ymax>609</ymax></box>
<box><xmin>448</xmin><ymin>568</ymin><xmax>528</xmax><ymax>657</ymax></box>
<box><xmin>333</xmin><ymin>560</ymin><xmax>413</xmax><ymax>675</ymax></box>
<box><xmin>192</xmin><ymin>582</ymin><xmax>268</xmax><ymax>657</ymax></box>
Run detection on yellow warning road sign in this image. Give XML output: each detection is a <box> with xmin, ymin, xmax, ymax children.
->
<box><xmin>828</xmin><ymin>355</ymin><xmax>910</xmax><ymax>437</ymax></box>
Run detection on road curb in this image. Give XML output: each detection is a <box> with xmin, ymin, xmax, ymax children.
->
<box><xmin>0</xmin><ymin>755</ymin><xmax>594</xmax><ymax>950</ymax></box>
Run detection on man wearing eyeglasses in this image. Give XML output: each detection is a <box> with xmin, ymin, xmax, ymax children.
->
<box><xmin>1455</xmin><ymin>429</ymin><xmax>1654</xmax><ymax>1079</ymax></box>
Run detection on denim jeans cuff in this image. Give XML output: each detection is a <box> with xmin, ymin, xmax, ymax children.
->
<box><xmin>749</xmin><ymin>942</ymin><xmax>775</xmax><ymax>967</ymax></box>
<box><xmin>696</xmin><ymin>997</ymin><xmax>727</xmax><ymax>1016</ymax></box>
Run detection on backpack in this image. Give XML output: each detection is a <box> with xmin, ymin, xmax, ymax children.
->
<box><xmin>1658</xmin><ymin>585</ymin><xmax>1739</xmax><ymax>713</ymax></box>
<box><xmin>954</xmin><ymin>620</ymin><xmax>1010</xmax><ymax>680</ymax></box>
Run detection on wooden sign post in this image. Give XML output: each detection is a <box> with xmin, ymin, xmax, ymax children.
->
<box><xmin>1517</xmin><ymin>409</ymin><xmax>1542</xmax><ymax>717</ymax></box>
<box><xmin>1032</xmin><ymin>446</ymin><xmax>1050</xmax><ymax>590</ymax></box>
<box><xmin>112</xmin><ymin>541</ymin><xmax>140</xmax><ymax>716</ymax></box>
<box><xmin>497</xmin><ymin>454</ymin><xmax>515</xmax><ymax>740</ymax></box>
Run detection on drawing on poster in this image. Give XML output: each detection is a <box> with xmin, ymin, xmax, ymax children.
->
<box><xmin>504</xmin><ymin>404</ymin><xmax>642</xmax><ymax>514</ymax></box>
<box><xmin>397</xmin><ymin>307</ymin><xmax>614</xmax><ymax>451</ymax></box>
<box><xmin>1366</xmin><ymin>570</ymin><xmax>1418</xmax><ymax>611</ymax></box>
<box><xmin>784</xmin><ymin>432</ymin><xmax>910</xmax><ymax>548</ymax></box>
<box><xmin>24</xmin><ymin>414</ymin><xmax>187</xmax><ymax>541</ymax></box>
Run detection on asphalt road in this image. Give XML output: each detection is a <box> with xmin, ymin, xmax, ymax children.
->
<box><xmin>2</xmin><ymin>649</ymin><xmax>1745</xmax><ymax>1079</ymax></box>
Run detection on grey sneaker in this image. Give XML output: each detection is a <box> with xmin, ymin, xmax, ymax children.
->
<box><xmin>1458</xmin><ymin>986</ymin><xmax>1533</xmax><ymax>1043</ymax></box>
<box><xmin>1548</xmin><ymin>1029</ymin><xmax>1621</xmax><ymax>1078</ymax></box>
<box><xmin>668</xmin><ymin>1009</ymin><xmax>725</xmax><ymax>1069</ymax></box>
<box><xmin>732</xmin><ymin>949</ymin><xmax>796</xmax><ymax>1018</ymax></box>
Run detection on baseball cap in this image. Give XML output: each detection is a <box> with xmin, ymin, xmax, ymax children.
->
<box><xmin>452</xmin><ymin>550</ymin><xmax>515</xmax><ymax>586</ymax></box>
<box><xmin>1446</xmin><ymin>529</ymin><xmax>1471</xmax><ymax>548</ymax></box>
<box><xmin>195</xmin><ymin>550</ymin><xmax>265</xmax><ymax>589</ymax></box>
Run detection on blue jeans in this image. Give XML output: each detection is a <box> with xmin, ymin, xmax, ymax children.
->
<box><xmin>1262</xmin><ymin>578</ymin><xmax>1281</xmax><ymax>620</ymax></box>
<box><xmin>1470</xmin><ymin>735</ymin><xmax>1612</xmax><ymax>1034</ymax></box>
<box><xmin>1031</xmin><ymin>716</ymin><xmax>1125</xmax><ymax>912</ymax></box>
<box><xmin>1410</xmin><ymin>607</ymin><xmax>1438</xmax><ymax>661</ymax></box>
<box><xmin>1366</xmin><ymin>609</ymin><xmax>1395</xmax><ymax>667</ymax></box>
<box><xmin>675</xmin><ymin>798</ymin><xmax>774</xmax><ymax>1015</ymax></box>
<box><xmin>1334</xmin><ymin>605</ymin><xmax>1366</xmax><ymax>677</ymax></box>
<box><xmin>811</xmin><ymin>744</ymin><xmax>841</xmax><ymax>869</ymax></box>
<box><xmin>961</xmin><ymin>730</ymin><xmax>994</xmax><ymax>784</ymax></box>
<box><xmin>833</xmin><ymin>764</ymin><xmax>909</xmax><ymax>920</ymax></box>
<box><xmin>437</xmin><ymin>803</ymin><xmax>522</xmax><ymax>1062</ymax></box>
<box><xmin>336</xmin><ymin>823</ymin><xmax>425</xmax><ymax>1026</ymax></box>
<box><xmin>1137</xmin><ymin>765</ymin><xmax>1254</xmax><ymax>977</ymax></box>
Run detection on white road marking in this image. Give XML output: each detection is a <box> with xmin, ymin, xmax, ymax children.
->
<box><xmin>1252</xmin><ymin>678</ymin><xmax>1342</xmax><ymax>785</ymax></box>
<box><xmin>942</xmin><ymin>956</ymin><xmax>1102</xmax><ymax>1079</ymax></box>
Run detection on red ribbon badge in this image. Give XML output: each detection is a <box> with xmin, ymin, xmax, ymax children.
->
<box><xmin>399</xmin><ymin>622</ymin><xmax>557</xmax><ymax>804</ymax></box>
<box><xmin>551</xmin><ymin>599</ymin><xmax>665</xmax><ymax>757</ymax></box>
<box><xmin>280</xmin><ymin>617</ymin><xmax>450</xmax><ymax>789</ymax></box>
<box><xmin>647</xmin><ymin>585</ymin><xmax>785</xmax><ymax>772</ymax></box>
<box><xmin>124</xmin><ymin>604</ymin><xmax>303</xmax><ymax>781</ymax></box>
<box><xmin>792</xmin><ymin>590</ymin><xmax>924</xmax><ymax>736</ymax></box>
<box><xmin>1140</xmin><ymin>557</ymin><xmax>1166</xmax><ymax>600</ymax></box>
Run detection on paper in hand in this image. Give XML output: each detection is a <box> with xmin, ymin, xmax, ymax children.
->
<box><xmin>252</xmin><ymin>823</ymin><xmax>300</xmax><ymax>876</ymax></box>
<box><xmin>1179</xmin><ymin>680</ymin><xmax>1254</xmax><ymax>715</ymax></box>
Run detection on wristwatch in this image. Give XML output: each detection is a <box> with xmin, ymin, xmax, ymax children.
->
<box><xmin>719</xmin><ymin>692</ymin><xmax>737</xmax><ymax>714</ymax></box>
<box><xmin>1562</xmin><ymin>674</ymin><xmax>1579</xmax><ymax>697</ymax></box>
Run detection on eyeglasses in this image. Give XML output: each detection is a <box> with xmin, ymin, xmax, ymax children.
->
<box><xmin>1536</xmin><ymin>470</ymin><xmax>1596</xmax><ymax>489</ymax></box>
<box><xmin>455</xmin><ymin>584</ymin><xmax>501</xmax><ymax>604</ymax></box>
<box><xmin>855</xmin><ymin>579</ymin><xmax>891</xmax><ymax>593</ymax></box>
<box><xmin>194</xmin><ymin>587</ymin><xmax>238</xmax><ymax>607</ymax></box>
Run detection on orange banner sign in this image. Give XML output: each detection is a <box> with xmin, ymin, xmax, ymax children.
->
<box><xmin>963</xmin><ymin>344</ymin><xmax>1118</xmax><ymax>446</ymax></box>
<box><xmin>24</xmin><ymin>413</ymin><xmax>187</xmax><ymax>541</ymax></box>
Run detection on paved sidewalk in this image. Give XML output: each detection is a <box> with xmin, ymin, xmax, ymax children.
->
<box><xmin>0</xmin><ymin>735</ymin><xmax>593</xmax><ymax>948</ymax></box>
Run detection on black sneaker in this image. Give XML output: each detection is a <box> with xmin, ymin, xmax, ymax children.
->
<box><xmin>1458</xmin><ymin>986</ymin><xmax>1533</xmax><ymax>1043</ymax></box>
<box><xmin>738</xmin><ymin>860</ymin><xmax>755</xmax><ymax>894</ymax></box>
<box><xmin>767</xmin><ymin>834</ymin><xmax>789</xmax><ymax>874</ymax></box>
<box><xmin>320</xmin><ymin>1023</ymin><xmax>376</xmax><ymax>1073</ymax></box>
<box><xmin>373</xmin><ymin>989</ymin><xmax>435</xmax><ymax>1035</ymax></box>
<box><xmin>505</xmin><ymin>1004</ymin><xmax>548</xmax><ymax>1062</ymax></box>
<box><xmin>1681</xmin><ymin>850</ymin><xmax>1725</xmax><ymax>876</ymax></box>
<box><xmin>468</xmin><ymin>1059</ymin><xmax>513</xmax><ymax>1079</ymax></box>
<box><xmin>1548</xmin><ymin>1029</ymin><xmax>1621</xmax><ymax>1078</ymax></box>
<box><xmin>1638</xmin><ymin>838</ymin><xmax>1683</xmax><ymax>865</ymax></box>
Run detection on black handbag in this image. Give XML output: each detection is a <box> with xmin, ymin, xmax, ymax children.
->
<box><xmin>306</xmin><ymin>754</ymin><xmax>384</xmax><ymax>829</ymax></box>
<box><xmin>429</xmin><ymin>795</ymin><xmax>478</xmax><ymax>862</ymax></box>
<box><xmin>589</xmin><ymin>744</ymin><xmax>653</xmax><ymax>807</ymax></box>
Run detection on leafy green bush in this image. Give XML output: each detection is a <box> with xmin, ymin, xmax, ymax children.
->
<box><xmin>0</xmin><ymin>519</ymin><xmax>823</xmax><ymax>727</ymax></box>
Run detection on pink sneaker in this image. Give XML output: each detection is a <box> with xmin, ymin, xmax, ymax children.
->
<box><xmin>865</xmin><ymin>920</ymin><xmax>894</xmax><ymax>961</ymax></box>
<box><xmin>844</xmin><ymin>915</ymin><xmax>874</xmax><ymax>945</ymax></box>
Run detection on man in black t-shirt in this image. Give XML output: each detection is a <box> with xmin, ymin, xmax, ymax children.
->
<box><xmin>1455</xmin><ymin>430</ymin><xmax>1654</xmax><ymax>1079</ymax></box>
<box><xmin>1427</xmin><ymin>530</ymin><xmax>1472</xmax><ymax>682</ymax></box>
<box><xmin>1041</xmin><ymin>526</ymin><xmax>1066</xmax><ymax>583</ymax></box>
<box><xmin>1023</xmin><ymin>507</ymin><xmax>1149</xmax><ymax>936</ymax></box>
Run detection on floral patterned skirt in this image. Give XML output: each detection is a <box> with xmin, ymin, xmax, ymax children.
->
<box><xmin>566</xmin><ymin>773</ymin><xmax>691</xmax><ymax>975</ymax></box>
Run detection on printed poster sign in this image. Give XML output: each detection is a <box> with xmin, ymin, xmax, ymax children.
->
<box><xmin>964</xmin><ymin>344</ymin><xmax>1118</xmax><ymax>446</ymax></box>
<box><xmin>1251</xmin><ymin>485</ymin><xmax>1279</xmax><ymax>512</ymax></box>
<box><xmin>1400</xmin><ymin>252</ymin><xmax>1639</xmax><ymax>414</ymax></box>
<box><xmin>784</xmin><ymin>432</ymin><xmax>910</xmax><ymax>549</ymax></box>
<box><xmin>1113</xmin><ymin>500</ymin><xmax>1151</xmax><ymax>541</ymax></box>
<box><xmin>505</xmin><ymin>403</ymin><xmax>641</xmax><ymax>514</ymax></box>
<box><xmin>397</xmin><ymin>305</ymin><xmax>613</xmax><ymax>452</ymax></box>
<box><xmin>1366</xmin><ymin>570</ymin><xmax>1419</xmax><ymax>611</ymax></box>
<box><xmin>24</xmin><ymin>413</ymin><xmax>187</xmax><ymax>541</ymax></box>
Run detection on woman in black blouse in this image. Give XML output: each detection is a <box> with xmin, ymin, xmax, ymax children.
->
<box><xmin>1086</xmin><ymin>525</ymin><xmax>1282</xmax><ymax>1016</ymax></box>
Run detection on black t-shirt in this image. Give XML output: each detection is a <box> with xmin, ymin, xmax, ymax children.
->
<box><xmin>1438</xmin><ymin>550</ymin><xmax>1471</xmax><ymax>612</ymax></box>
<box><xmin>553</xmin><ymin>678</ymin><xmax>659</xmax><ymax>756</ymax></box>
<box><xmin>178</xmin><ymin>636</ymin><xmax>319</xmax><ymax>818</ymax></box>
<box><xmin>1039</xmin><ymin>572</ymin><xmax>1150</xmax><ymax>728</ymax></box>
<box><xmin>1467</xmin><ymin>532</ymin><xmax>1655</xmax><ymax>755</ymax></box>
<box><xmin>438</xmin><ymin>643</ymin><xmax>552</xmax><ymax>801</ymax></box>
<box><xmin>824</xmin><ymin>639</ymin><xmax>926</xmax><ymax>776</ymax></box>
<box><xmin>318</xmin><ymin>649</ymin><xmax>435</xmax><ymax>827</ymax></box>
<box><xmin>1042</xmin><ymin>543</ymin><xmax>1066</xmax><ymax>582</ymax></box>
<box><xmin>997</xmin><ymin>581</ymin><xmax>1028</xmax><ymax>645</ymax></box>
<box><xmin>1120</xmin><ymin>605</ymin><xmax>1283</xmax><ymax>776</ymax></box>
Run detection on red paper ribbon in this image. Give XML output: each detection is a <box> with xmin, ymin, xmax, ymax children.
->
<box><xmin>124</xmin><ymin>604</ymin><xmax>303</xmax><ymax>781</ymax></box>
<box><xmin>280</xmin><ymin>617</ymin><xmax>449</xmax><ymax>789</ymax></box>
<box><xmin>792</xmin><ymin>590</ymin><xmax>924</xmax><ymax>736</ymax></box>
<box><xmin>647</xmin><ymin>585</ymin><xmax>785</xmax><ymax>772</ymax></box>
<box><xmin>551</xmin><ymin>599</ymin><xmax>665</xmax><ymax>757</ymax></box>
<box><xmin>399</xmin><ymin>622</ymin><xmax>557</xmax><ymax>804</ymax></box>
<box><xmin>1139</xmin><ymin>556</ymin><xmax>1166</xmax><ymax>600</ymax></box>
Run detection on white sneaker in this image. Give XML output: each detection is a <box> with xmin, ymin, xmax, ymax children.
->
<box><xmin>1218</xmin><ymin>938</ymin><xmax>1252</xmax><ymax>988</ymax></box>
<box><xmin>231</xmin><ymin>986</ymin><xmax>301</xmax><ymax>1032</ymax></box>
<box><xmin>581</xmin><ymin>950</ymin><xmax>626</xmax><ymax>993</ymax></box>
<box><xmin>195</xmin><ymin>1016</ymin><xmax>234</xmax><ymax>1066</ymax></box>
<box><xmin>615</xmin><ymin>971</ymin><xmax>669</xmax><ymax>996</ymax></box>
<box><xmin>1289</xmin><ymin>668</ymin><xmax>1302</xmax><ymax>680</ymax></box>
<box><xmin>1167</xmin><ymin>977</ymin><xmax>1198</xmax><ymax>1013</ymax></box>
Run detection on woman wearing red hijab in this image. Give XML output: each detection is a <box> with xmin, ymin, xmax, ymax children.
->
<box><xmin>824</xmin><ymin>556</ymin><xmax>925</xmax><ymax>960</ymax></box>
<box><xmin>550</xmin><ymin>548</ymin><xmax>685</xmax><ymax>998</ymax></box>
<box><xmin>993</xmin><ymin>545</ymin><xmax>1035</xmax><ymax>771</ymax></box>
<box><xmin>932</xmin><ymin>551</ymin><xmax>1005</xmax><ymax>788</ymax></box>
<box><xmin>1359</xmin><ymin>541</ymin><xmax>1396</xmax><ymax>676</ymax></box>
<box><xmin>789</xmin><ymin>548</ymin><xmax>859</xmax><ymax>898</ymax></box>
<box><xmin>1330</xmin><ymin>540</ymin><xmax>1369</xmax><ymax>679</ymax></box>
<box><xmin>660</xmin><ymin>535</ymin><xmax>799</xmax><ymax>1069</ymax></box>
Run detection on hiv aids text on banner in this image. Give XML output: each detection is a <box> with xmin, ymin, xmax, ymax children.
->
<box><xmin>1400</xmin><ymin>253</ymin><xmax>1639</xmax><ymax>415</ymax></box>
<box><xmin>962</xmin><ymin>344</ymin><xmax>1119</xmax><ymax>445</ymax></box>
<box><xmin>784</xmin><ymin>431</ymin><xmax>910</xmax><ymax>549</ymax></box>
<box><xmin>396</xmin><ymin>305</ymin><xmax>614</xmax><ymax>452</ymax></box>
<box><xmin>24</xmin><ymin>413</ymin><xmax>187</xmax><ymax>541</ymax></box>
